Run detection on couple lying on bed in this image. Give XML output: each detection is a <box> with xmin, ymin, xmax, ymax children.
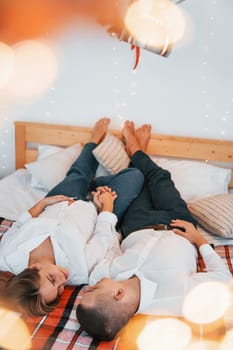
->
<box><xmin>0</xmin><ymin>118</ymin><xmax>232</xmax><ymax>339</ymax></box>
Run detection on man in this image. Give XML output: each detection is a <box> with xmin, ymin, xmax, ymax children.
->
<box><xmin>76</xmin><ymin>121</ymin><xmax>233</xmax><ymax>341</ymax></box>
<box><xmin>0</xmin><ymin>118</ymin><xmax>144</xmax><ymax>317</ymax></box>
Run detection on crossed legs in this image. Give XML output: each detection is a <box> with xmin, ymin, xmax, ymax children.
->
<box><xmin>120</xmin><ymin>121</ymin><xmax>197</xmax><ymax>237</ymax></box>
<box><xmin>46</xmin><ymin>118</ymin><xmax>144</xmax><ymax>224</ymax></box>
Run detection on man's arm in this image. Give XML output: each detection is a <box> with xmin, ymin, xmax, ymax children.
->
<box><xmin>85</xmin><ymin>188</ymin><xmax>121</xmax><ymax>274</ymax></box>
<box><xmin>170</xmin><ymin>219</ymin><xmax>232</xmax><ymax>282</ymax></box>
<box><xmin>91</xmin><ymin>186</ymin><xmax>117</xmax><ymax>213</ymax></box>
<box><xmin>170</xmin><ymin>219</ymin><xmax>208</xmax><ymax>248</ymax></box>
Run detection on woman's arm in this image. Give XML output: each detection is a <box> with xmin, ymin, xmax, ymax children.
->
<box><xmin>29</xmin><ymin>195</ymin><xmax>75</xmax><ymax>217</ymax></box>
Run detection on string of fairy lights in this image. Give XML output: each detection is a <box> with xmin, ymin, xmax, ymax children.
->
<box><xmin>112</xmin><ymin>39</ymin><xmax>138</xmax><ymax>128</ymax></box>
<box><xmin>0</xmin><ymin>111</ymin><xmax>9</xmax><ymax>177</ymax></box>
<box><xmin>0</xmin><ymin>0</ymin><xmax>233</xmax><ymax>178</ymax></box>
<box><xmin>200</xmin><ymin>0</ymin><xmax>232</xmax><ymax>140</ymax></box>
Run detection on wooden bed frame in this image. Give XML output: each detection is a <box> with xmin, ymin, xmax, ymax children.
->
<box><xmin>14</xmin><ymin>121</ymin><xmax>233</xmax><ymax>189</ymax></box>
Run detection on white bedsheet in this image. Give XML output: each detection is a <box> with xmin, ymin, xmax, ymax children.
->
<box><xmin>1</xmin><ymin>170</ymin><xmax>233</xmax><ymax>246</ymax></box>
<box><xmin>0</xmin><ymin>169</ymin><xmax>46</xmax><ymax>220</ymax></box>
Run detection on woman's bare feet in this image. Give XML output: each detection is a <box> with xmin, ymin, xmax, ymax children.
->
<box><xmin>135</xmin><ymin>124</ymin><xmax>151</xmax><ymax>152</ymax></box>
<box><xmin>90</xmin><ymin>117</ymin><xmax>110</xmax><ymax>144</ymax></box>
<box><xmin>122</xmin><ymin>120</ymin><xmax>140</xmax><ymax>157</ymax></box>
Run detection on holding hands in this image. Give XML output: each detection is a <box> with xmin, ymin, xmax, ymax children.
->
<box><xmin>170</xmin><ymin>219</ymin><xmax>208</xmax><ymax>248</ymax></box>
<box><xmin>29</xmin><ymin>187</ymin><xmax>118</xmax><ymax>218</ymax></box>
<box><xmin>92</xmin><ymin>186</ymin><xmax>117</xmax><ymax>213</ymax></box>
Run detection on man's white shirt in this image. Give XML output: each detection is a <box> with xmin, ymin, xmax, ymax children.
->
<box><xmin>89</xmin><ymin>229</ymin><xmax>233</xmax><ymax>316</ymax></box>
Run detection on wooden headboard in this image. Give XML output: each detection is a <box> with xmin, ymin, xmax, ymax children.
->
<box><xmin>14</xmin><ymin>121</ymin><xmax>233</xmax><ymax>189</ymax></box>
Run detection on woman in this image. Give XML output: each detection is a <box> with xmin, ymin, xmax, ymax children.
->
<box><xmin>0</xmin><ymin>118</ymin><xmax>144</xmax><ymax>317</ymax></box>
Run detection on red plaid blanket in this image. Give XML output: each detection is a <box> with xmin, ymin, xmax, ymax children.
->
<box><xmin>1</xmin><ymin>219</ymin><xmax>233</xmax><ymax>350</ymax></box>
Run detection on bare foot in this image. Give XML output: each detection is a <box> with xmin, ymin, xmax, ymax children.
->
<box><xmin>135</xmin><ymin>124</ymin><xmax>151</xmax><ymax>152</ymax></box>
<box><xmin>90</xmin><ymin>117</ymin><xmax>110</xmax><ymax>144</ymax></box>
<box><xmin>122</xmin><ymin>120</ymin><xmax>140</xmax><ymax>157</ymax></box>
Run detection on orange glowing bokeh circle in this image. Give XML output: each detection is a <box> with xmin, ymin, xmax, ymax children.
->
<box><xmin>5</xmin><ymin>40</ymin><xmax>58</xmax><ymax>100</ymax></box>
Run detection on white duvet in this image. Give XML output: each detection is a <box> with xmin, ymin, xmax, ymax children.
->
<box><xmin>0</xmin><ymin>169</ymin><xmax>46</xmax><ymax>220</ymax></box>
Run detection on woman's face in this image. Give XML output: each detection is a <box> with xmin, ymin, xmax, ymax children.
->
<box><xmin>31</xmin><ymin>263</ymin><xmax>69</xmax><ymax>303</ymax></box>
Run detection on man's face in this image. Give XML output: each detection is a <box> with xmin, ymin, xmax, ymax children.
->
<box><xmin>31</xmin><ymin>263</ymin><xmax>69</xmax><ymax>304</ymax></box>
<box><xmin>79</xmin><ymin>278</ymin><xmax>118</xmax><ymax>307</ymax></box>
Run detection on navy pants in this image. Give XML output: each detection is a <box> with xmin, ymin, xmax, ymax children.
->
<box><xmin>46</xmin><ymin>143</ymin><xmax>144</xmax><ymax>224</ymax></box>
<box><xmin>120</xmin><ymin>150</ymin><xmax>198</xmax><ymax>237</ymax></box>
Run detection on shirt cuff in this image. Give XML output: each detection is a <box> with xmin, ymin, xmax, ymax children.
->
<box><xmin>199</xmin><ymin>243</ymin><xmax>214</xmax><ymax>256</ymax></box>
<box><xmin>97</xmin><ymin>211</ymin><xmax>118</xmax><ymax>226</ymax></box>
<box><xmin>16</xmin><ymin>211</ymin><xmax>32</xmax><ymax>226</ymax></box>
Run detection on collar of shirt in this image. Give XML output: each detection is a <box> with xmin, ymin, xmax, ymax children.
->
<box><xmin>136</xmin><ymin>271</ymin><xmax>158</xmax><ymax>314</ymax></box>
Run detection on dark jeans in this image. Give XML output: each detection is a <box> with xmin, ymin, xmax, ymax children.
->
<box><xmin>46</xmin><ymin>143</ymin><xmax>144</xmax><ymax>224</ymax></box>
<box><xmin>120</xmin><ymin>150</ymin><xmax>198</xmax><ymax>237</ymax></box>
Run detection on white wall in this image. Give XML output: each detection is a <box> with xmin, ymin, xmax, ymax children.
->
<box><xmin>0</xmin><ymin>0</ymin><xmax>232</xmax><ymax>178</ymax></box>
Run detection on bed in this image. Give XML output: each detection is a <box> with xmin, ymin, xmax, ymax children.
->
<box><xmin>0</xmin><ymin>121</ymin><xmax>233</xmax><ymax>350</ymax></box>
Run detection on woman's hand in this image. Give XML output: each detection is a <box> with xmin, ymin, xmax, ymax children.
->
<box><xmin>29</xmin><ymin>195</ymin><xmax>75</xmax><ymax>217</ymax></box>
<box><xmin>170</xmin><ymin>219</ymin><xmax>208</xmax><ymax>248</ymax></box>
<box><xmin>92</xmin><ymin>186</ymin><xmax>117</xmax><ymax>213</ymax></box>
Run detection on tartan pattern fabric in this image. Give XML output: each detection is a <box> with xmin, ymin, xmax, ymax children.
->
<box><xmin>1</xmin><ymin>219</ymin><xmax>233</xmax><ymax>349</ymax></box>
<box><xmin>0</xmin><ymin>217</ymin><xmax>14</xmax><ymax>233</ymax></box>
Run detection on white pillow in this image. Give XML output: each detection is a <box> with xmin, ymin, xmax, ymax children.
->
<box><xmin>38</xmin><ymin>144</ymin><xmax>64</xmax><ymax>159</ymax></box>
<box><xmin>25</xmin><ymin>144</ymin><xmax>82</xmax><ymax>191</ymax></box>
<box><xmin>150</xmin><ymin>157</ymin><xmax>231</xmax><ymax>203</ymax></box>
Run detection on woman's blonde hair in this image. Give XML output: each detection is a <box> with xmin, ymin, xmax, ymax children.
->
<box><xmin>0</xmin><ymin>268</ymin><xmax>60</xmax><ymax>317</ymax></box>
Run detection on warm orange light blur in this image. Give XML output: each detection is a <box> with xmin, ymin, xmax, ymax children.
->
<box><xmin>124</xmin><ymin>0</ymin><xmax>186</xmax><ymax>49</ymax></box>
<box><xmin>0</xmin><ymin>42</ymin><xmax>15</xmax><ymax>88</ymax></box>
<box><xmin>0</xmin><ymin>0</ymin><xmax>78</xmax><ymax>44</ymax></box>
<box><xmin>0</xmin><ymin>308</ymin><xmax>31</xmax><ymax>350</ymax></box>
<box><xmin>220</xmin><ymin>329</ymin><xmax>233</xmax><ymax>350</ymax></box>
<box><xmin>186</xmin><ymin>340</ymin><xmax>220</xmax><ymax>350</ymax></box>
<box><xmin>137</xmin><ymin>318</ymin><xmax>192</xmax><ymax>350</ymax></box>
<box><xmin>0</xmin><ymin>0</ymin><xmax>121</xmax><ymax>44</ymax></box>
<box><xmin>183</xmin><ymin>281</ymin><xmax>231</xmax><ymax>324</ymax></box>
<box><xmin>5</xmin><ymin>40</ymin><xmax>58</xmax><ymax>100</ymax></box>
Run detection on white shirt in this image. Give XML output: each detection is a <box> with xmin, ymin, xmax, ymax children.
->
<box><xmin>0</xmin><ymin>200</ymin><xmax>118</xmax><ymax>285</ymax></box>
<box><xmin>89</xmin><ymin>229</ymin><xmax>233</xmax><ymax>316</ymax></box>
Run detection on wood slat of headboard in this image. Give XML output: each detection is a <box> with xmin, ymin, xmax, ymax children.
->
<box><xmin>14</xmin><ymin>121</ymin><xmax>233</xmax><ymax>188</ymax></box>
<box><xmin>230</xmin><ymin>172</ymin><xmax>233</xmax><ymax>189</ymax></box>
<box><xmin>24</xmin><ymin>124</ymin><xmax>92</xmax><ymax>146</ymax></box>
<box><xmin>147</xmin><ymin>136</ymin><xmax>233</xmax><ymax>162</ymax></box>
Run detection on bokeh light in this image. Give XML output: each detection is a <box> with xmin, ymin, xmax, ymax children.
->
<box><xmin>220</xmin><ymin>329</ymin><xmax>233</xmax><ymax>350</ymax></box>
<box><xmin>5</xmin><ymin>40</ymin><xmax>58</xmax><ymax>100</ymax></box>
<box><xmin>186</xmin><ymin>340</ymin><xmax>220</xmax><ymax>350</ymax></box>
<box><xmin>0</xmin><ymin>308</ymin><xmax>31</xmax><ymax>350</ymax></box>
<box><xmin>124</xmin><ymin>0</ymin><xmax>186</xmax><ymax>49</ymax></box>
<box><xmin>0</xmin><ymin>42</ymin><xmax>15</xmax><ymax>88</ymax></box>
<box><xmin>183</xmin><ymin>281</ymin><xmax>231</xmax><ymax>324</ymax></box>
<box><xmin>137</xmin><ymin>318</ymin><xmax>192</xmax><ymax>350</ymax></box>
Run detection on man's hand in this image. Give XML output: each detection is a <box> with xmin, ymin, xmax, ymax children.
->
<box><xmin>29</xmin><ymin>195</ymin><xmax>75</xmax><ymax>217</ymax></box>
<box><xmin>92</xmin><ymin>186</ymin><xmax>117</xmax><ymax>213</ymax></box>
<box><xmin>170</xmin><ymin>219</ymin><xmax>208</xmax><ymax>248</ymax></box>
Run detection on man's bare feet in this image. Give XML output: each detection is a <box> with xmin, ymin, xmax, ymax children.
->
<box><xmin>90</xmin><ymin>117</ymin><xmax>110</xmax><ymax>144</ymax></box>
<box><xmin>122</xmin><ymin>120</ymin><xmax>140</xmax><ymax>157</ymax></box>
<box><xmin>135</xmin><ymin>124</ymin><xmax>151</xmax><ymax>152</ymax></box>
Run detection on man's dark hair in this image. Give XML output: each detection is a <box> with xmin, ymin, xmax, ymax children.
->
<box><xmin>76</xmin><ymin>295</ymin><xmax>132</xmax><ymax>341</ymax></box>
